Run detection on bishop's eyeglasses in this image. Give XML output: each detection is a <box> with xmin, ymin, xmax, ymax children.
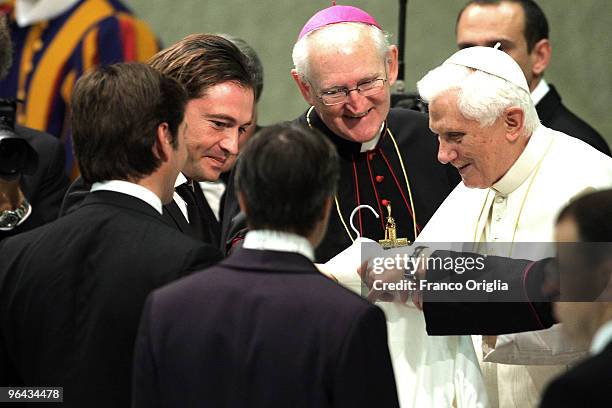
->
<box><xmin>313</xmin><ymin>78</ymin><xmax>387</xmax><ymax>106</ymax></box>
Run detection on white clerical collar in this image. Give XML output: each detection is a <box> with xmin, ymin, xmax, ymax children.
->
<box><xmin>243</xmin><ymin>230</ymin><xmax>314</xmax><ymax>261</ymax></box>
<box><xmin>591</xmin><ymin>319</ymin><xmax>612</xmax><ymax>355</ymax></box>
<box><xmin>90</xmin><ymin>180</ymin><xmax>163</xmax><ymax>215</ymax></box>
<box><xmin>492</xmin><ymin>125</ymin><xmax>553</xmax><ymax>195</ymax></box>
<box><xmin>360</xmin><ymin>123</ymin><xmax>384</xmax><ymax>153</ymax></box>
<box><xmin>15</xmin><ymin>0</ymin><xmax>81</xmax><ymax>27</ymax></box>
<box><xmin>530</xmin><ymin>78</ymin><xmax>550</xmax><ymax>106</ymax></box>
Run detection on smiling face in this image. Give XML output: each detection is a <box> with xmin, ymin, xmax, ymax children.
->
<box><xmin>181</xmin><ymin>81</ymin><xmax>254</xmax><ymax>181</ymax></box>
<box><xmin>292</xmin><ymin>28</ymin><xmax>397</xmax><ymax>143</ymax></box>
<box><xmin>428</xmin><ymin>90</ymin><xmax>518</xmax><ymax>189</ymax></box>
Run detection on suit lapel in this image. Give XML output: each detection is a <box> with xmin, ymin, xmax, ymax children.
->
<box><xmin>535</xmin><ymin>85</ymin><xmax>561</xmax><ymax>125</ymax></box>
<box><xmin>193</xmin><ymin>182</ymin><xmax>221</xmax><ymax>247</ymax></box>
<box><xmin>162</xmin><ymin>200</ymin><xmax>193</xmax><ymax>236</ymax></box>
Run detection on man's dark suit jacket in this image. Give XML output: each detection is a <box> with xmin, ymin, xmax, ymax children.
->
<box><xmin>0</xmin><ymin>190</ymin><xmax>222</xmax><ymax>407</ymax></box>
<box><xmin>540</xmin><ymin>341</ymin><xmax>612</xmax><ymax>407</ymax></box>
<box><xmin>537</xmin><ymin>85</ymin><xmax>610</xmax><ymax>156</ymax></box>
<box><xmin>0</xmin><ymin>125</ymin><xmax>69</xmax><ymax>241</ymax></box>
<box><xmin>132</xmin><ymin>247</ymin><xmax>400</xmax><ymax>408</ymax></box>
<box><xmin>60</xmin><ymin>176</ymin><xmax>221</xmax><ymax>247</ymax></box>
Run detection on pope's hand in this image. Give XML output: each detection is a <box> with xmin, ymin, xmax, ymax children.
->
<box><xmin>357</xmin><ymin>260</ymin><xmax>411</xmax><ymax>304</ymax></box>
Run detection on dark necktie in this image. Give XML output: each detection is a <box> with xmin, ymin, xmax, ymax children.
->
<box><xmin>175</xmin><ymin>183</ymin><xmax>205</xmax><ymax>241</ymax></box>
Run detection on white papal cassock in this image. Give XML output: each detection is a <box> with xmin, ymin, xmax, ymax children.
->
<box><xmin>325</xmin><ymin>124</ymin><xmax>612</xmax><ymax>408</ymax></box>
<box><xmin>411</xmin><ymin>124</ymin><xmax>612</xmax><ymax>407</ymax></box>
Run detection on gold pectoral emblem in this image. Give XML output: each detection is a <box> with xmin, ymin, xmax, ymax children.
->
<box><xmin>378</xmin><ymin>203</ymin><xmax>410</xmax><ymax>249</ymax></box>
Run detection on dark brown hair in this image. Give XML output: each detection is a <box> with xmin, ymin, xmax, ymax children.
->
<box><xmin>72</xmin><ymin>62</ymin><xmax>187</xmax><ymax>183</ymax></box>
<box><xmin>148</xmin><ymin>34</ymin><xmax>254</xmax><ymax>99</ymax></box>
<box><xmin>235</xmin><ymin>123</ymin><xmax>339</xmax><ymax>236</ymax></box>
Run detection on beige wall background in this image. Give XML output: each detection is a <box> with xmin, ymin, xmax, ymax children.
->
<box><xmin>127</xmin><ymin>0</ymin><xmax>612</xmax><ymax>145</ymax></box>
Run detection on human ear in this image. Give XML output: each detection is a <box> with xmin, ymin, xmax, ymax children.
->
<box><xmin>530</xmin><ymin>39</ymin><xmax>551</xmax><ymax>78</ymax></box>
<box><xmin>504</xmin><ymin>107</ymin><xmax>525</xmax><ymax>142</ymax></box>
<box><xmin>291</xmin><ymin>69</ymin><xmax>316</xmax><ymax>106</ymax></box>
<box><xmin>386</xmin><ymin>45</ymin><xmax>399</xmax><ymax>86</ymax></box>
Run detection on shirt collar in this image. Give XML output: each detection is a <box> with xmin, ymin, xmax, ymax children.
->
<box><xmin>492</xmin><ymin>125</ymin><xmax>553</xmax><ymax>195</ymax></box>
<box><xmin>306</xmin><ymin>107</ymin><xmax>383</xmax><ymax>155</ymax></box>
<box><xmin>90</xmin><ymin>180</ymin><xmax>163</xmax><ymax>215</ymax></box>
<box><xmin>530</xmin><ymin>78</ymin><xmax>550</xmax><ymax>106</ymax></box>
<box><xmin>243</xmin><ymin>230</ymin><xmax>314</xmax><ymax>261</ymax></box>
<box><xmin>15</xmin><ymin>0</ymin><xmax>80</xmax><ymax>26</ymax></box>
<box><xmin>359</xmin><ymin>123</ymin><xmax>384</xmax><ymax>153</ymax></box>
<box><xmin>174</xmin><ymin>172</ymin><xmax>188</xmax><ymax>188</ymax></box>
<box><xmin>591</xmin><ymin>319</ymin><xmax>612</xmax><ymax>355</ymax></box>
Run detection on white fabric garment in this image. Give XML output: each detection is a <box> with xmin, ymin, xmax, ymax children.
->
<box><xmin>359</xmin><ymin>123</ymin><xmax>383</xmax><ymax>153</ymax></box>
<box><xmin>243</xmin><ymin>229</ymin><xmax>314</xmax><ymax>261</ymax></box>
<box><xmin>199</xmin><ymin>180</ymin><xmax>225</xmax><ymax>221</ymax></box>
<box><xmin>172</xmin><ymin>173</ymin><xmax>189</xmax><ymax>221</ymax></box>
<box><xmin>591</xmin><ymin>319</ymin><xmax>612</xmax><ymax>356</ymax></box>
<box><xmin>530</xmin><ymin>78</ymin><xmax>550</xmax><ymax>106</ymax></box>
<box><xmin>90</xmin><ymin>180</ymin><xmax>163</xmax><ymax>214</ymax></box>
<box><xmin>15</xmin><ymin>0</ymin><xmax>81</xmax><ymax>27</ymax></box>
<box><xmin>416</xmin><ymin>125</ymin><xmax>612</xmax><ymax>407</ymax></box>
<box><xmin>320</xmin><ymin>238</ymin><xmax>488</xmax><ymax>408</ymax></box>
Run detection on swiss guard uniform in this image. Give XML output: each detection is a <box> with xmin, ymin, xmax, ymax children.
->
<box><xmin>0</xmin><ymin>0</ymin><xmax>160</xmax><ymax>176</ymax></box>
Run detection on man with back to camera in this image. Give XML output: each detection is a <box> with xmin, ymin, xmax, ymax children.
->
<box><xmin>221</xmin><ymin>5</ymin><xmax>470</xmax><ymax>407</ymax></box>
<box><xmin>0</xmin><ymin>62</ymin><xmax>222</xmax><ymax>407</ymax></box>
<box><xmin>132</xmin><ymin>123</ymin><xmax>400</xmax><ymax>408</ymax></box>
<box><xmin>456</xmin><ymin>0</ymin><xmax>610</xmax><ymax>155</ymax></box>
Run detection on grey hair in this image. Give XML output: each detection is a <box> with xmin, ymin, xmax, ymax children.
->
<box><xmin>292</xmin><ymin>22</ymin><xmax>390</xmax><ymax>80</ymax></box>
<box><xmin>417</xmin><ymin>63</ymin><xmax>540</xmax><ymax>135</ymax></box>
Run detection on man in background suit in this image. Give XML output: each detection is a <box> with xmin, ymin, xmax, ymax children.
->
<box><xmin>456</xmin><ymin>0</ymin><xmax>610</xmax><ymax>155</ymax></box>
<box><xmin>132</xmin><ymin>123</ymin><xmax>399</xmax><ymax>408</ymax></box>
<box><xmin>60</xmin><ymin>34</ymin><xmax>255</xmax><ymax>248</ymax></box>
<box><xmin>0</xmin><ymin>63</ymin><xmax>221</xmax><ymax>407</ymax></box>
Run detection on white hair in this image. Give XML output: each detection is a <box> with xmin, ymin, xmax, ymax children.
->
<box><xmin>292</xmin><ymin>22</ymin><xmax>390</xmax><ymax>80</ymax></box>
<box><xmin>417</xmin><ymin>64</ymin><xmax>540</xmax><ymax>135</ymax></box>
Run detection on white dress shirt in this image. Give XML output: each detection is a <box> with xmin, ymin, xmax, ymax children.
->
<box><xmin>530</xmin><ymin>78</ymin><xmax>551</xmax><ymax>106</ymax></box>
<box><xmin>243</xmin><ymin>229</ymin><xmax>314</xmax><ymax>261</ymax></box>
<box><xmin>172</xmin><ymin>173</ymin><xmax>189</xmax><ymax>221</ymax></box>
<box><xmin>90</xmin><ymin>180</ymin><xmax>162</xmax><ymax>215</ymax></box>
<box><xmin>591</xmin><ymin>319</ymin><xmax>612</xmax><ymax>355</ymax></box>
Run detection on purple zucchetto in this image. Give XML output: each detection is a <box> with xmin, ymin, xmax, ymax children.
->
<box><xmin>298</xmin><ymin>4</ymin><xmax>382</xmax><ymax>40</ymax></box>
